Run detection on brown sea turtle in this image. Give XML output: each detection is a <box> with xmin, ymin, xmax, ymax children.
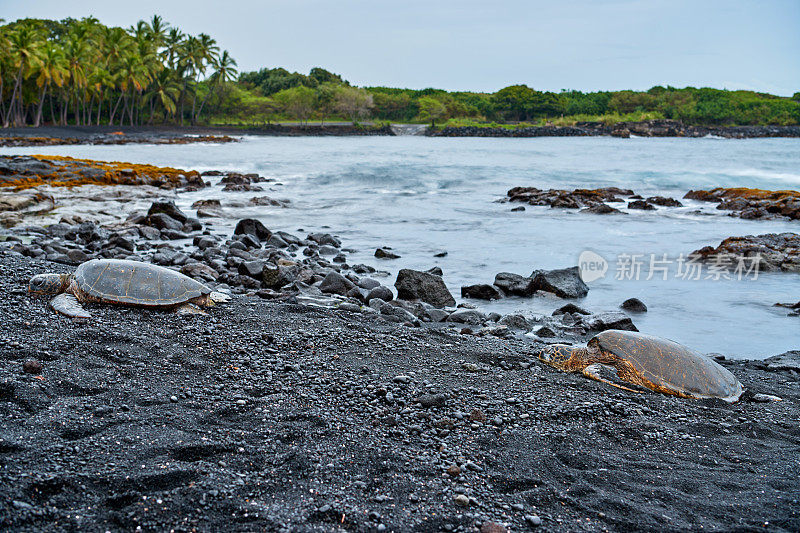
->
<box><xmin>538</xmin><ymin>330</ymin><xmax>744</xmax><ymax>402</ymax></box>
<box><xmin>28</xmin><ymin>258</ymin><xmax>229</xmax><ymax>319</ymax></box>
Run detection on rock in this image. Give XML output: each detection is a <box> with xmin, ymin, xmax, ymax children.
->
<box><xmin>181</xmin><ymin>263</ymin><xmax>220</xmax><ymax>281</ymax></box>
<box><xmin>525</xmin><ymin>515</ymin><xmax>542</xmax><ymax>527</ymax></box>
<box><xmin>498</xmin><ymin>314</ymin><xmax>532</xmax><ymax>332</ymax></box>
<box><xmin>308</xmin><ymin>233</ymin><xmax>341</xmax><ymax>247</ymax></box>
<box><xmin>238</xmin><ymin>260</ymin><xmax>265</xmax><ymax>279</ymax></box>
<box><xmin>691</xmin><ymin>233</ymin><xmax>800</xmax><ymax>273</ymax></box>
<box><xmin>148</xmin><ymin>213</ymin><xmax>183</xmax><ymax>231</ymax></box>
<box><xmin>751</xmin><ymin>393</ymin><xmax>783</xmax><ymax>402</ymax></box>
<box><xmin>647</xmin><ymin>196</ymin><xmax>683</xmax><ymax>207</ymax></box>
<box><xmin>416</xmin><ymin>393</ymin><xmax>447</xmax><ymax>408</ymax></box>
<box><xmin>494</xmin><ymin>272</ymin><xmax>537</xmax><ymax>297</ymax></box>
<box><xmin>249</xmin><ymin>196</ymin><xmax>289</xmax><ymax>207</ymax></box>
<box><xmin>535</xmin><ymin>326</ymin><xmax>557</xmax><ymax>337</ymax></box>
<box><xmin>510</xmin><ymin>206</ymin><xmax>526</xmax><ymax>212</ymax></box>
<box><xmin>395</xmin><ymin>269</ymin><xmax>455</xmax><ymax>308</ymax></box>
<box><xmin>433</xmin><ymin>251</ymin><xmax>448</xmax><ymax>257</ymax></box>
<box><xmin>621</xmin><ymin>298</ymin><xmax>647</xmax><ymax>312</ymax></box>
<box><xmin>532</xmin><ymin>266</ymin><xmax>589</xmax><ymax>298</ymax></box>
<box><xmin>366</xmin><ymin>285</ymin><xmax>393</xmax><ymax>303</ymax></box>
<box><xmin>763</xmin><ymin>350</ymin><xmax>800</xmax><ymax>372</ymax></box>
<box><xmin>233</xmin><ymin>218</ymin><xmax>272</xmax><ymax>243</ymax></box>
<box><xmin>375</xmin><ymin>248</ymin><xmax>400</xmax><ymax>259</ymax></box>
<box><xmin>581</xmin><ymin>203</ymin><xmax>623</xmax><ymax>214</ymax></box>
<box><xmin>461</xmin><ymin>284</ymin><xmax>504</xmax><ymax>300</ymax></box>
<box><xmin>319</xmin><ymin>272</ymin><xmax>355</xmax><ymax>296</ymax></box>
<box><xmin>683</xmin><ymin>187</ymin><xmax>800</xmax><ymax>221</ymax></box>
<box><xmin>628</xmin><ymin>200</ymin><xmax>656</xmax><ymax>210</ymax></box>
<box><xmin>357</xmin><ymin>278</ymin><xmax>381</xmax><ymax>290</ymax></box>
<box><xmin>147</xmin><ymin>200</ymin><xmax>188</xmax><ymax>223</ymax></box>
<box><xmin>581</xmin><ymin>312</ymin><xmax>638</xmax><ymax>332</ymax></box>
<box><xmin>554</xmin><ymin>303</ymin><xmax>591</xmax><ymax>315</ymax></box>
<box><xmin>23</xmin><ymin>360</ymin><xmax>42</xmax><ymax>374</ymax></box>
<box><xmin>448</xmin><ymin>309</ymin><xmax>486</xmax><ymax>325</ymax></box>
<box><xmin>266</xmin><ymin>235</ymin><xmax>289</xmax><ymax>248</ymax></box>
<box><xmin>453</xmin><ymin>494</ymin><xmax>470</xmax><ymax>507</ymax></box>
<box><xmin>480</xmin><ymin>521</ymin><xmax>508</xmax><ymax>533</ymax></box>
<box><xmin>427</xmin><ymin>266</ymin><xmax>444</xmax><ymax>276</ymax></box>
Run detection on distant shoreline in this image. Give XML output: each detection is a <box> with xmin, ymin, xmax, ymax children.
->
<box><xmin>1</xmin><ymin>120</ymin><xmax>800</xmax><ymax>145</ymax></box>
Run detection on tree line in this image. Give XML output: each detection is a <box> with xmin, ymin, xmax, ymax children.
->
<box><xmin>0</xmin><ymin>16</ymin><xmax>237</xmax><ymax>127</ymax></box>
<box><xmin>2</xmin><ymin>16</ymin><xmax>799</xmax><ymax>128</ymax></box>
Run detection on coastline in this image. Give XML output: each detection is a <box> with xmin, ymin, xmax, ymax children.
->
<box><xmin>2</xmin><ymin>120</ymin><xmax>800</xmax><ymax>146</ymax></box>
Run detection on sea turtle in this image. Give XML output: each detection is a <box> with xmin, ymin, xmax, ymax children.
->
<box><xmin>28</xmin><ymin>258</ymin><xmax>229</xmax><ymax>319</ymax></box>
<box><xmin>538</xmin><ymin>330</ymin><xmax>744</xmax><ymax>402</ymax></box>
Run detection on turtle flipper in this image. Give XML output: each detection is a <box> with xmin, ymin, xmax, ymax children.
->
<box><xmin>582</xmin><ymin>364</ymin><xmax>642</xmax><ymax>394</ymax></box>
<box><xmin>50</xmin><ymin>293</ymin><xmax>91</xmax><ymax>319</ymax></box>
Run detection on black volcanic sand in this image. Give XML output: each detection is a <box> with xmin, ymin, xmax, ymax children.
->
<box><xmin>0</xmin><ymin>251</ymin><xmax>798</xmax><ymax>532</ymax></box>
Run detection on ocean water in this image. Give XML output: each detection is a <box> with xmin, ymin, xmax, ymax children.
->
<box><xmin>3</xmin><ymin>135</ymin><xmax>799</xmax><ymax>359</ymax></box>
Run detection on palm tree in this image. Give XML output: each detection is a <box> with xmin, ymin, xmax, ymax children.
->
<box><xmin>4</xmin><ymin>23</ymin><xmax>43</xmax><ymax>126</ymax></box>
<box><xmin>33</xmin><ymin>42</ymin><xmax>67</xmax><ymax>126</ymax></box>
<box><xmin>145</xmin><ymin>69</ymin><xmax>179</xmax><ymax>122</ymax></box>
<box><xmin>195</xmin><ymin>49</ymin><xmax>237</xmax><ymax>122</ymax></box>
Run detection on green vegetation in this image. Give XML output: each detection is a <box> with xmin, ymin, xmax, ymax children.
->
<box><xmin>2</xmin><ymin>16</ymin><xmax>798</xmax><ymax>128</ymax></box>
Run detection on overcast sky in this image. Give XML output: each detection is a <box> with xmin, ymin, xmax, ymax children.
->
<box><xmin>2</xmin><ymin>0</ymin><xmax>799</xmax><ymax>95</ymax></box>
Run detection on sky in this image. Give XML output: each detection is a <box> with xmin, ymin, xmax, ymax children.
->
<box><xmin>2</xmin><ymin>0</ymin><xmax>799</xmax><ymax>95</ymax></box>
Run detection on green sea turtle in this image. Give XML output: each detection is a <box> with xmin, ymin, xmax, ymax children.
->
<box><xmin>28</xmin><ymin>258</ymin><xmax>229</xmax><ymax>319</ymax></box>
<box><xmin>539</xmin><ymin>330</ymin><xmax>744</xmax><ymax>402</ymax></box>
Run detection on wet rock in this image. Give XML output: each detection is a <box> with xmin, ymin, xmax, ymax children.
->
<box><xmin>498</xmin><ymin>314</ymin><xmax>532</xmax><ymax>332</ymax></box>
<box><xmin>375</xmin><ymin>248</ymin><xmax>400</xmax><ymax>259</ymax></box>
<box><xmin>448</xmin><ymin>309</ymin><xmax>486</xmax><ymax>325</ymax></box>
<box><xmin>691</xmin><ymin>233</ymin><xmax>800</xmax><ymax>272</ymax></box>
<box><xmin>366</xmin><ymin>285</ymin><xmax>393</xmax><ymax>303</ymax></box>
<box><xmin>319</xmin><ymin>272</ymin><xmax>355</xmax><ymax>296</ymax></box>
<box><xmin>763</xmin><ymin>350</ymin><xmax>800</xmax><ymax>372</ymax></box>
<box><xmin>684</xmin><ymin>187</ymin><xmax>800</xmax><ymax>220</ymax></box>
<box><xmin>308</xmin><ymin>233</ymin><xmax>341</xmax><ymax>247</ymax></box>
<box><xmin>554</xmin><ymin>303</ymin><xmax>591</xmax><ymax>315</ymax></box>
<box><xmin>249</xmin><ymin>196</ymin><xmax>290</xmax><ymax>207</ymax></box>
<box><xmin>493</xmin><ymin>272</ymin><xmax>536</xmax><ymax>297</ymax></box>
<box><xmin>628</xmin><ymin>200</ymin><xmax>656</xmax><ymax>210</ymax></box>
<box><xmin>621</xmin><ymin>298</ymin><xmax>647</xmax><ymax>312</ymax></box>
<box><xmin>395</xmin><ymin>268</ymin><xmax>455</xmax><ymax>308</ymax></box>
<box><xmin>531</xmin><ymin>266</ymin><xmax>589</xmax><ymax>298</ymax></box>
<box><xmin>233</xmin><ymin>218</ymin><xmax>272</xmax><ymax>243</ymax></box>
<box><xmin>581</xmin><ymin>312</ymin><xmax>637</xmax><ymax>332</ymax></box>
<box><xmin>147</xmin><ymin>200</ymin><xmax>188</xmax><ymax>223</ymax></box>
<box><xmin>481</xmin><ymin>521</ymin><xmax>508</xmax><ymax>533</ymax></box>
<box><xmin>535</xmin><ymin>326</ymin><xmax>557</xmax><ymax>337</ymax></box>
<box><xmin>581</xmin><ymin>203</ymin><xmax>623</xmax><ymax>214</ymax></box>
<box><xmin>433</xmin><ymin>251</ymin><xmax>448</xmax><ymax>257</ymax></box>
<box><xmin>461</xmin><ymin>284</ymin><xmax>504</xmax><ymax>300</ymax></box>
<box><xmin>417</xmin><ymin>393</ymin><xmax>447</xmax><ymax>408</ymax></box>
<box><xmin>180</xmin><ymin>263</ymin><xmax>220</xmax><ymax>281</ymax></box>
<box><xmin>148</xmin><ymin>213</ymin><xmax>183</xmax><ymax>231</ymax></box>
<box><xmin>647</xmin><ymin>196</ymin><xmax>683</xmax><ymax>207</ymax></box>
<box><xmin>238</xmin><ymin>260</ymin><xmax>265</xmax><ymax>279</ymax></box>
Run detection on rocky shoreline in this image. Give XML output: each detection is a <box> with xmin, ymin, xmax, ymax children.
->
<box><xmin>430</xmin><ymin>120</ymin><xmax>800</xmax><ymax>139</ymax></box>
<box><xmin>2</xmin><ymin>120</ymin><xmax>800</xmax><ymax>144</ymax></box>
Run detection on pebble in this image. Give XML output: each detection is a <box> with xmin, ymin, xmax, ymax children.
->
<box><xmin>22</xmin><ymin>360</ymin><xmax>42</xmax><ymax>374</ymax></box>
<box><xmin>454</xmin><ymin>494</ymin><xmax>471</xmax><ymax>507</ymax></box>
<box><xmin>525</xmin><ymin>515</ymin><xmax>542</xmax><ymax>527</ymax></box>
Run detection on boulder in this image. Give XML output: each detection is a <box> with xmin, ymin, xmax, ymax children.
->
<box><xmin>461</xmin><ymin>284</ymin><xmax>504</xmax><ymax>300</ymax></box>
<box><xmin>308</xmin><ymin>233</ymin><xmax>341</xmax><ymax>247</ymax></box>
<box><xmin>148</xmin><ymin>213</ymin><xmax>183</xmax><ymax>231</ymax></box>
<box><xmin>628</xmin><ymin>200</ymin><xmax>656</xmax><ymax>210</ymax></box>
<box><xmin>147</xmin><ymin>200</ymin><xmax>189</xmax><ymax>223</ymax></box>
<box><xmin>580</xmin><ymin>312</ymin><xmax>637</xmax><ymax>332</ymax></box>
<box><xmin>620</xmin><ymin>298</ymin><xmax>647</xmax><ymax>312</ymax></box>
<box><xmin>366</xmin><ymin>285</ymin><xmax>394</xmax><ymax>303</ymax></box>
<box><xmin>763</xmin><ymin>351</ymin><xmax>800</xmax><ymax>372</ymax></box>
<box><xmin>493</xmin><ymin>272</ymin><xmax>536</xmax><ymax>297</ymax></box>
<box><xmin>531</xmin><ymin>266</ymin><xmax>589</xmax><ymax>298</ymax></box>
<box><xmin>395</xmin><ymin>268</ymin><xmax>456</xmax><ymax>308</ymax></box>
<box><xmin>448</xmin><ymin>309</ymin><xmax>487</xmax><ymax>325</ymax></box>
<box><xmin>319</xmin><ymin>272</ymin><xmax>355</xmax><ymax>296</ymax></box>
<box><xmin>233</xmin><ymin>218</ymin><xmax>272</xmax><ymax>242</ymax></box>
<box><xmin>498</xmin><ymin>314</ymin><xmax>532</xmax><ymax>332</ymax></box>
<box><xmin>375</xmin><ymin>247</ymin><xmax>400</xmax><ymax>259</ymax></box>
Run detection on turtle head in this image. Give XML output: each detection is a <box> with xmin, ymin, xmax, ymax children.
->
<box><xmin>538</xmin><ymin>344</ymin><xmax>579</xmax><ymax>368</ymax></box>
<box><xmin>28</xmin><ymin>273</ymin><xmax>70</xmax><ymax>295</ymax></box>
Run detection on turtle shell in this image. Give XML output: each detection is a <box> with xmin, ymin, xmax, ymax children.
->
<box><xmin>593</xmin><ymin>330</ymin><xmax>744</xmax><ymax>401</ymax></box>
<box><xmin>74</xmin><ymin>259</ymin><xmax>210</xmax><ymax>307</ymax></box>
